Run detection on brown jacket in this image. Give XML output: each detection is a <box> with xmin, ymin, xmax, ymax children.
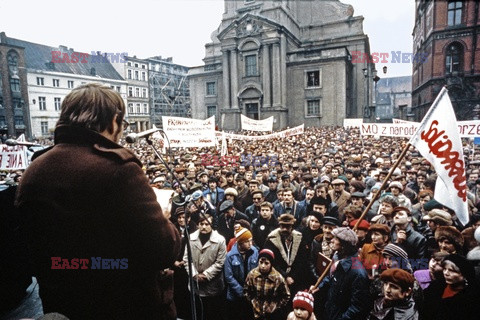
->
<box><xmin>15</xmin><ymin>125</ymin><xmax>181</xmax><ymax>319</ymax></box>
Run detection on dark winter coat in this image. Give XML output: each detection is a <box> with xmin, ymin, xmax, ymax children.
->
<box><xmin>15</xmin><ymin>125</ymin><xmax>181</xmax><ymax>320</ymax></box>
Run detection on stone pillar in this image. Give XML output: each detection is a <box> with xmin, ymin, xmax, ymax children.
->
<box><xmin>230</xmin><ymin>49</ymin><xmax>239</xmax><ymax>109</ymax></box>
<box><xmin>263</xmin><ymin>44</ymin><xmax>271</xmax><ymax>108</ymax></box>
<box><xmin>272</xmin><ymin>43</ymin><xmax>281</xmax><ymax>107</ymax></box>
<box><xmin>222</xmin><ymin>50</ymin><xmax>230</xmax><ymax>108</ymax></box>
<box><xmin>280</xmin><ymin>34</ymin><xmax>287</xmax><ymax>108</ymax></box>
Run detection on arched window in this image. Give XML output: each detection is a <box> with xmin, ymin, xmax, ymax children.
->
<box><xmin>445</xmin><ymin>42</ymin><xmax>463</xmax><ymax>74</ymax></box>
<box><xmin>7</xmin><ymin>51</ymin><xmax>19</xmax><ymax>74</ymax></box>
<box><xmin>448</xmin><ymin>1</ymin><xmax>462</xmax><ymax>26</ymax></box>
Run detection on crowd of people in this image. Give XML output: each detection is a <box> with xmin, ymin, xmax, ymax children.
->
<box><xmin>2</xmin><ymin>84</ymin><xmax>480</xmax><ymax>319</ymax></box>
<box><xmin>129</xmin><ymin>125</ymin><xmax>480</xmax><ymax>319</ymax></box>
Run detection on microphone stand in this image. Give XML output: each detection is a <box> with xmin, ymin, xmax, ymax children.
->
<box><xmin>144</xmin><ymin>134</ymin><xmax>212</xmax><ymax>320</ymax></box>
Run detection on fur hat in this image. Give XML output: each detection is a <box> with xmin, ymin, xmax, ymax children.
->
<box><xmin>235</xmin><ymin>226</ymin><xmax>252</xmax><ymax>244</ymax></box>
<box><xmin>388</xmin><ymin>181</ymin><xmax>403</xmax><ymax>191</ymax></box>
<box><xmin>293</xmin><ymin>291</ymin><xmax>314</xmax><ymax>314</ymax></box>
<box><xmin>380</xmin><ymin>268</ymin><xmax>415</xmax><ymax>291</ymax></box>
<box><xmin>224</xmin><ymin>187</ymin><xmax>238</xmax><ymax>197</ymax></box>
<box><xmin>435</xmin><ymin>226</ymin><xmax>464</xmax><ymax>248</ymax></box>
<box><xmin>258</xmin><ymin>248</ymin><xmax>275</xmax><ymax>263</ymax></box>
<box><xmin>332</xmin><ymin>227</ymin><xmax>358</xmax><ymax>246</ymax></box>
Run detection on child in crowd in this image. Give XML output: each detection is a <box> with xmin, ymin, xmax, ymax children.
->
<box><xmin>286</xmin><ymin>291</ymin><xmax>317</xmax><ymax>320</ymax></box>
<box><xmin>244</xmin><ymin>249</ymin><xmax>290</xmax><ymax>320</ymax></box>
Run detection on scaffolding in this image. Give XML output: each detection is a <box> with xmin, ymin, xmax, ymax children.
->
<box><xmin>148</xmin><ymin>57</ymin><xmax>190</xmax><ymax>127</ymax></box>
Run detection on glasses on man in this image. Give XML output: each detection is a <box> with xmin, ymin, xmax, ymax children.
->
<box><xmin>253</xmin><ymin>197</ymin><xmax>263</xmax><ymax>201</ymax></box>
<box><xmin>122</xmin><ymin>119</ymin><xmax>130</xmax><ymax>131</ymax></box>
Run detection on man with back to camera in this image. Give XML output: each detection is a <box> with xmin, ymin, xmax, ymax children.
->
<box><xmin>15</xmin><ymin>83</ymin><xmax>181</xmax><ymax>319</ymax></box>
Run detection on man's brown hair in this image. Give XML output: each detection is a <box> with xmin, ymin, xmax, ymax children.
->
<box><xmin>57</xmin><ymin>83</ymin><xmax>125</xmax><ymax>134</ymax></box>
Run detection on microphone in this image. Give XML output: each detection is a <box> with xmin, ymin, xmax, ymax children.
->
<box><xmin>125</xmin><ymin>128</ymin><xmax>162</xmax><ymax>143</ymax></box>
<box><xmin>5</xmin><ymin>139</ymin><xmax>40</xmax><ymax>147</ymax></box>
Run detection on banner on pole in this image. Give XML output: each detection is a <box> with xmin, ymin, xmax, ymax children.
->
<box><xmin>408</xmin><ymin>87</ymin><xmax>469</xmax><ymax>225</ymax></box>
<box><xmin>162</xmin><ymin>116</ymin><xmax>215</xmax><ymax>148</ymax></box>
<box><xmin>240</xmin><ymin>115</ymin><xmax>274</xmax><ymax>132</ymax></box>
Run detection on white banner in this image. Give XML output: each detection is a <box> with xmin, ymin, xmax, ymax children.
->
<box><xmin>0</xmin><ymin>144</ymin><xmax>29</xmax><ymax>170</ymax></box>
<box><xmin>343</xmin><ymin>118</ymin><xmax>364</xmax><ymax>128</ymax></box>
<box><xmin>409</xmin><ymin>88</ymin><xmax>468</xmax><ymax>225</ymax></box>
<box><xmin>216</xmin><ymin>124</ymin><xmax>304</xmax><ymax>141</ymax></box>
<box><xmin>362</xmin><ymin>119</ymin><xmax>480</xmax><ymax>138</ymax></box>
<box><xmin>240</xmin><ymin>115</ymin><xmax>274</xmax><ymax>132</ymax></box>
<box><xmin>162</xmin><ymin>116</ymin><xmax>215</xmax><ymax>148</ymax></box>
<box><xmin>360</xmin><ymin>123</ymin><xmax>418</xmax><ymax>138</ymax></box>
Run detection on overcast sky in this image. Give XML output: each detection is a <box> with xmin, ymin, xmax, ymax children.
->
<box><xmin>1</xmin><ymin>0</ymin><xmax>415</xmax><ymax>77</ymax></box>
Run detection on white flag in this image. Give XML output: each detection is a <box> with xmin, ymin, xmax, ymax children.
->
<box><xmin>409</xmin><ymin>87</ymin><xmax>469</xmax><ymax>225</ymax></box>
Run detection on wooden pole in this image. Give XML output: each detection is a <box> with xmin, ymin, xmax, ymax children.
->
<box><xmin>353</xmin><ymin>142</ymin><xmax>412</xmax><ymax>231</ymax></box>
<box><xmin>310</xmin><ymin>260</ymin><xmax>333</xmax><ymax>292</ymax></box>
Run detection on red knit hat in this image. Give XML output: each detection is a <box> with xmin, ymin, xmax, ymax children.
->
<box><xmin>293</xmin><ymin>291</ymin><xmax>314</xmax><ymax>314</ymax></box>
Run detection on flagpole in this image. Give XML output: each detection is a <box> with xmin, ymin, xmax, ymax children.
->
<box><xmin>310</xmin><ymin>260</ymin><xmax>333</xmax><ymax>292</ymax></box>
<box><xmin>353</xmin><ymin>141</ymin><xmax>412</xmax><ymax>231</ymax></box>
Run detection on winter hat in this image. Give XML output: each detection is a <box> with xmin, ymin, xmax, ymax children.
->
<box><xmin>191</xmin><ymin>190</ymin><xmax>204</xmax><ymax>201</ymax></box>
<box><xmin>350</xmin><ymin>219</ymin><xmax>370</xmax><ymax>231</ymax></box>
<box><xmin>332</xmin><ymin>227</ymin><xmax>358</xmax><ymax>246</ymax></box>
<box><xmin>369</xmin><ymin>224</ymin><xmax>391</xmax><ymax>236</ymax></box>
<box><xmin>388</xmin><ymin>181</ymin><xmax>403</xmax><ymax>191</ymax></box>
<box><xmin>258</xmin><ymin>248</ymin><xmax>275</xmax><ymax>263</ymax></box>
<box><xmin>278</xmin><ymin>213</ymin><xmax>296</xmax><ymax>225</ymax></box>
<box><xmin>422</xmin><ymin>209</ymin><xmax>452</xmax><ymax>226</ymax></box>
<box><xmin>380</xmin><ymin>268</ymin><xmax>415</xmax><ymax>291</ymax></box>
<box><xmin>382</xmin><ymin>243</ymin><xmax>412</xmax><ymax>272</ymax></box>
<box><xmin>443</xmin><ymin>254</ymin><xmax>475</xmax><ymax>283</ymax></box>
<box><xmin>235</xmin><ymin>226</ymin><xmax>252</xmax><ymax>244</ymax></box>
<box><xmin>435</xmin><ymin>226</ymin><xmax>464</xmax><ymax>248</ymax></box>
<box><xmin>293</xmin><ymin>291</ymin><xmax>314</xmax><ymax>314</ymax></box>
<box><xmin>225</xmin><ymin>187</ymin><xmax>238</xmax><ymax>197</ymax></box>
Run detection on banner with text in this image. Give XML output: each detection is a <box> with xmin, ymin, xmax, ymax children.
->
<box><xmin>0</xmin><ymin>144</ymin><xmax>29</xmax><ymax>170</ymax></box>
<box><xmin>162</xmin><ymin>116</ymin><xmax>215</xmax><ymax>148</ymax></box>
<box><xmin>240</xmin><ymin>115</ymin><xmax>274</xmax><ymax>132</ymax></box>
<box><xmin>216</xmin><ymin>124</ymin><xmax>304</xmax><ymax>141</ymax></box>
<box><xmin>361</xmin><ymin>120</ymin><xmax>480</xmax><ymax>138</ymax></box>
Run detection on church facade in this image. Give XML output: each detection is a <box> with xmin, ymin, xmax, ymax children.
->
<box><xmin>189</xmin><ymin>0</ymin><xmax>374</xmax><ymax>130</ymax></box>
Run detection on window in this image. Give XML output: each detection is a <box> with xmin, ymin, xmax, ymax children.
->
<box><xmin>207</xmin><ymin>105</ymin><xmax>216</xmax><ymax>118</ymax></box>
<box><xmin>14</xmin><ymin>116</ymin><xmax>23</xmax><ymax>126</ymax></box>
<box><xmin>53</xmin><ymin>79</ymin><xmax>60</xmax><ymax>87</ymax></box>
<box><xmin>128</xmin><ymin>87</ymin><xmax>133</xmax><ymax>97</ymax></box>
<box><xmin>142</xmin><ymin>88</ymin><xmax>147</xmax><ymax>98</ymax></box>
<box><xmin>37</xmin><ymin>77</ymin><xmax>44</xmax><ymax>86</ymax></box>
<box><xmin>306</xmin><ymin>71</ymin><xmax>320</xmax><ymax>87</ymax></box>
<box><xmin>116</xmin><ymin>86</ymin><xmax>121</xmax><ymax>92</ymax></box>
<box><xmin>446</xmin><ymin>43</ymin><xmax>463</xmax><ymax>74</ymax></box>
<box><xmin>142</xmin><ymin>64</ymin><xmax>146</xmax><ymax>69</ymax></box>
<box><xmin>13</xmin><ymin>98</ymin><xmax>22</xmax><ymax>109</ymax></box>
<box><xmin>143</xmin><ymin>104</ymin><xmax>148</xmax><ymax>114</ymax></box>
<box><xmin>136</xmin><ymin>103</ymin><xmax>141</xmax><ymax>114</ymax></box>
<box><xmin>128</xmin><ymin>103</ymin><xmax>134</xmax><ymax>114</ymax></box>
<box><xmin>306</xmin><ymin>99</ymin><xmax>321</xmax><ymax>117</ymax></box>
<box><xmin>54</xmin><ymin>97</ymin><xmax>61</xmax><ymax>111</ymax></box>
<box><xmin>206</xmin><ymin>82</ymin><xmax>216</xmax><ymax>96</ymax></box>
<box><xmin>39</xmin><ymin>97</ymin><xmax>46</xmax><ymax>110</ymax></box>
<box><xmin>127</xmin><ymin>62</ymin><xmax>132</xmax><ymax>67</ymax></box>
<box><xmin>142</xmin><ymin>72</ymin><xmax>146</xmax><ymax>81</ymax></box>
<box><xmin>127</xmin><ymin>69</ymin><xmax>132</xmax><ymax>79</ymax></box>
<box><xmin>41</xmin><ymin>121</ymin><xmax>48</xmax><ymax>135</ymax></box>
<box><xmin>0</xmin><ymin>116</ymin><xmax>5</xmax><ymax>126</ymax></box>
<box><xmin>68</xmin><ymin>80</ymin><xmax>74</xmax><ymax>88</ymax></box>
<box><xmin>448</xmin><ymin>1</ymin><xmax>462</xmax><ymax>26</ymax></box>
<box><xmin>135</xmin><ymin>87</ymin><xmax>140</xmax><ymax>97</ymax></box>
<box><xmin>134</xmin><ymin>63</ymin><xmax>139</xmax><ymax>68</ymax></box>
<box><xmin>135</xmin><ymin>70</ymin><xmax>139</xmax><ymax>80</ymax></box>
<box><xmin>10</xmin><ymin>78</ymin><xmax>20</xmax><ymax>92</ymax></box>
<box><xmin>245</xmin><ymin>55</ymin><xmax>257</xmax><ymax>76</ymax></box>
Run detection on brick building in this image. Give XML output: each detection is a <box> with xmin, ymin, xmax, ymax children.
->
<box><xmin>412</xmin><ymin>0</ymin><xmax>480</xmax><ymax>120</ymax></box>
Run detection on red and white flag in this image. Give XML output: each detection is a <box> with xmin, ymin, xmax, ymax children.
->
<box><xmin>409</xmin><ymin>87</ymin><xmax>469</xmax><ymax>225</ymax></box>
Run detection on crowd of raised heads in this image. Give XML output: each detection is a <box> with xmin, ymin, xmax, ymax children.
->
<box><xmin>2</xmin><ymin>125</ymin><xmax>480</xmax><ymax>319</ymax></box>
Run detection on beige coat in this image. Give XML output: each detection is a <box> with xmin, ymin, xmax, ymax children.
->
<box><xmin>183</xmin><ymin>229</ymin><xmax>226</xmax><ymax>297</ymax></box>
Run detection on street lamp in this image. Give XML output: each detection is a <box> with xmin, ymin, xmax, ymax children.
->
<box><xmin>363</xmin><ymin>67</ymin><xmax>380</xmax><ymax>123</ymax></box>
